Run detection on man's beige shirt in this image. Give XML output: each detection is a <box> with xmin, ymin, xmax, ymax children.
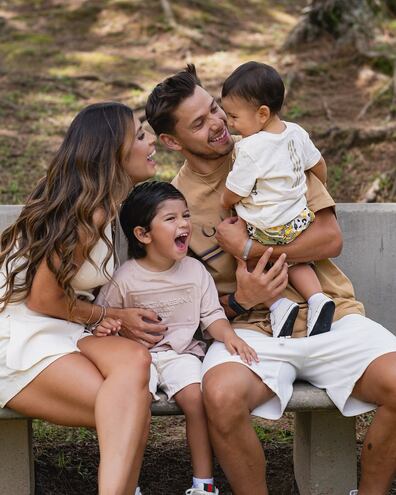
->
<box><xmin>172</xmin><ymin>153</ymin><xmax>364</xmax><ymax>338</ymax></box>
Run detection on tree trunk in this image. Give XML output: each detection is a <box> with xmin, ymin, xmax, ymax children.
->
<box><xmin>283</xmin><ymin>0</ymin><xmax>375</xmax><ymax>50</ymax></box>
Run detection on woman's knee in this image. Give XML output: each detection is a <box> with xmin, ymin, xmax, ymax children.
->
<box><xmin>117</xmin><ymin>341</ymin><xmax>151</xmax><ymax>378</ymax></box>
<box><xmin>95</xmin><ymin>337</ymin><xmax>152</xmax><ymax>381</ymax></box>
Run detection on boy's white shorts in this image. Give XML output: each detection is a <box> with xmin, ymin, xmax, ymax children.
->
<box><xmin>149</xmin><ymin>350</ymin><xmax>202</xmax><ymax>401</ymax></box>
<box><xmin>201</xmin><ymin>314</ymin><xmax>396</xmax><ymax>420</ymax></box>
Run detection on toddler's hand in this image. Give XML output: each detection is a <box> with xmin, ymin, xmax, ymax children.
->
<box><xmin>93</xmin><ymin>317</ymin><xmax>122</xmax><ymax>337</ymax></box>
<box><xmin>224</xmin><ymin>334</ymin><xmax>259</xmax><ymax>365</ymax></box>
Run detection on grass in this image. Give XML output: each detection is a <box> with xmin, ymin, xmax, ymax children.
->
<box><xmin>253</xmin><ymin>421</ymin><xmax>293</xmax><ymax>444</ymax></box>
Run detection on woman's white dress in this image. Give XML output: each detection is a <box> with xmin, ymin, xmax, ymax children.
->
<box><xmin>0</xmin><ymin>225</ymin><xmax>114</xmax><ymax>407</ymax></box>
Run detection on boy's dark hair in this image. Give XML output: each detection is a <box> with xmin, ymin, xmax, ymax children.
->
<box><xmin>221</xmin><ymin>61</ymin><xmax>285</xmax><ymax>114</ymax></box>
<box><xmin>120</xmin><ymin>181</ymin><xmax>187</xmax><ymax>259</ymax></box>
<box><xmin>145</xmin><ymin>64</ymin><xmax>202</xmax><ymax>136</ymax></box>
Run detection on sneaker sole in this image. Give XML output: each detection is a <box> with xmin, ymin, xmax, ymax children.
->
<box><xmin>309</xmin><ymin>301</ymin><xmax>336</xmax><ymax>336</ymax></box>
<box><xmin>278</xmin><ymin>305</ymin><xmax>299</xmax><ymax>337</ymax></box>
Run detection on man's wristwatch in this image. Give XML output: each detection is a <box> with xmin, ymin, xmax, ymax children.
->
<box><xmin>228</xmin><ymin>292</ymin><xmax>249</xmax><ymax>315</ymax></box>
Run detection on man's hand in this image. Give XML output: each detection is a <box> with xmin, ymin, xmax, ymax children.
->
<box><xmin>216</xmin><ymin>216</ymin><xmax>248</xmax><ymax>258</ymax></box>
<box><xmin>234</xmin><ymin>248</ymin><xmax>288</xmax><ymax>309</ymax></box>
<box><xmin>117</xmin><ymin>308</ymin><xmax>167</xmax><ymax>348</ymax></box>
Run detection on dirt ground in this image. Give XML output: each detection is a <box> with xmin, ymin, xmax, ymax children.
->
<box><xmin>2</xmin><ymin>0</ymin><xmax>396</xmax><ymax>493</ymax></box>
<box><xmin>33</xmin><ymin>414</ymin><xmax>396</xmax><ymax>494</ymax></box>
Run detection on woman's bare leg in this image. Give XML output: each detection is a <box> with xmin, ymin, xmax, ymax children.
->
<box><xmin>78</xmin><ymin>336</ymin><xmax>151</xmax><ymax>495</ymax></box>
<box><xmin>7</xmin><ymin>352</ymin><xmax>101</xmax><ymax>426</ymax></box>
<box><xmin>7</xmin><ymin>335</ymin><xmax>151</xmax><ymax>495</ymax></box>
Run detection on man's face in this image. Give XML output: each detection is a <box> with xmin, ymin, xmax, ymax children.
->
<box><xmin>171</xmin><ymin>85</ymin><xmax>234</xmax><ymax>160</ymax></box>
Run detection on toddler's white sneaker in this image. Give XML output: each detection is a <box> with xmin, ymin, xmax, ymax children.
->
<box><xmin>307</xmin><ymin>296</ymin><xmax>335</xmax><ymax>336</ymax></box>
<box><xmin>270</xmin><ymin>299</ymin><xmax>299</xmax><ymax>338</ymax></box>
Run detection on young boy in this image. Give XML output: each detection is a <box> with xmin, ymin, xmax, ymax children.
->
<box><xmin>220</xmin><ymin>61</ymin><xmax>335</xmax><ymax>338</ymax></box>
<box><xmin>94</xmin><ymin>181</ymin><xmax>258</xmax><ymax>495</ymax></box>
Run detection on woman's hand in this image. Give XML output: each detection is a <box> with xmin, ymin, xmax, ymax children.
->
<box><xmin>223</xmin><ymin>333</ymin><xmax>259</xmax><ymax>365</ymax></box>
<box><xmin>215</xmin><ymin>216</ymin><xmax>248</xmax><ymax>258</ymax></box>
<box><xmin>93</xmin><ymin>317</ymin><xmax>122</xmax><ymax>337</ymax></box>
<box><xmin>117</xmin><ymin>307</ymin><xmax>167</xmax><ymax>348</ymax></box>
<box><xmin>235</xmin><ymin>248</ymin><xmax>288</xmax><ymax>309</ymax></box>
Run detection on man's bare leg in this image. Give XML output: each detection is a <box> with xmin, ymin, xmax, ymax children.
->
<box><xmin>203</xmin><ymin>363</ymin><xmax>275</xmax><ymax>495</ymax></box>
<box><xmin>352</xmin><ymin>352</ymin><xmax>396</xmax><ymax>494</ymax></box>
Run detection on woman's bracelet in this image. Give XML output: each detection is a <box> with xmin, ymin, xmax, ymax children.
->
<box><xmin>85</xmin><ymin>304</ymin><xmax>96</xmax><ymax>326</ymax></box>
<box><xmin>87</xmin><ymin>305</ymin><xmax>107</xmax><ymax>331</ymax></box>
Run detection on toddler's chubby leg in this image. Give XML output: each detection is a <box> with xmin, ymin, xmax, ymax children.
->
<box><xmin>288</xmin><ymin>263</ymin><xmax>335</xmax><ymax>336</ymax></box>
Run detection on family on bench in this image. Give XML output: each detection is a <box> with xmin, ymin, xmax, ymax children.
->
<box><xmin>1</xmin><ymin>63</ymin><xmax>396</xmax><ymax>495</ymax></box>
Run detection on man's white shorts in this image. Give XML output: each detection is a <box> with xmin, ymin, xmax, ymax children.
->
<box><xmin>149</xmin><ymin>350</ymin><xmax>202</xmax><ymax>401</ymax></box>
<box><xmin>202</xmin><ymin>314</ymin><xmax>396</xmax><ymax>419</ymax></box>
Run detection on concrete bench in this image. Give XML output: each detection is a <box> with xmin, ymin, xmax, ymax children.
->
<box><xmin>0</xmin><ymin>203</ymin><xmax>395</xmax><ymax>495</ymax></box>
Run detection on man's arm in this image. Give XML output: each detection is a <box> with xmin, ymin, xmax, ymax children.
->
<box><xmin>215</xmin><ymin>207</ymin><xmax>343</xmax><ymax>263</ymax></box>
<box><xmin>219</xmin><ymin>249</ymin><xmax>288</xmax><ymax>316</ymax></box>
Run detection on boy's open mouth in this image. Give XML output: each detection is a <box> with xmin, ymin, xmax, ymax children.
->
<box><xmin>175</xmin><ymin>232</ymin><xmax>188</xmax><ymax>248</ymax></box>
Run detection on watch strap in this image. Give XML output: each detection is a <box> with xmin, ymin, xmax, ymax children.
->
<box><xmin>228</xmin><ymin>292</ymin><xmax>249</xmax><ymax>315</ymax></box>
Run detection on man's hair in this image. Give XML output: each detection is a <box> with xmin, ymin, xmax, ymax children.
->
<box><xmin>221</xmin><ymin>61</ymin><xmax>285</xmax><ymax>114</ymax></box>
<box><xmin>120</xmin><ymin>181</ymin><xmax>187</xmax><ymax>259</ymax></box>
<box><xmin>145</xmin><ymin>64</ymin><xmax>202</xmax><ymax>135</ymax></box>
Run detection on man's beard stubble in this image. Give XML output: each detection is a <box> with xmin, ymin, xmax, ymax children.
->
<box><xmin>183</xmin><ymin>139</ymin><xmax>234</xmax><ymax>161</ymax></box>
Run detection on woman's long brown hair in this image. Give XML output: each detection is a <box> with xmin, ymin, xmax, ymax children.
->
<box><xmin>0</xmin><ymin>102</ymin><xmax>134</xmax><ymax>312</ymax></box>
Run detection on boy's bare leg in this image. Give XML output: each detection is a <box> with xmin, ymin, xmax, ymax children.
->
<box><xmin>352</xmin><ymin>352</ymin><xmax>396</xmax><ymax>494</ymax></box>
<box><xmin>288</xmin><ymin>263</ymin><xmax>323</xmax><ymax>300</ymax></box>
<box><xmin>203</xmin><ymin>363</ymin><xmax>275</xmax><ymax>495</ymax></box>
<box><xmin>175</xmin><ymin>383</ymin><xmax>213</xmax><ymax>478</ymax></box>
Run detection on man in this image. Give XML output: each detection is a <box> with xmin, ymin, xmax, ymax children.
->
<box><xmin>145</xmin><ymin>65</ymin><xmax>396</xmax><ymax>495</ymax></box>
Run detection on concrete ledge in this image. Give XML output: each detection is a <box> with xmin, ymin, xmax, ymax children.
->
<box><xmin>153</xmin><ymin>381</ymin><xmax>335</xmax><ymax>415</ymax></box>
<box><xmin>0</xmin><ymin>408</ymin><xmax>27</xmax><ymax>419</ymax></box>
<box><xmin>0</xmin><ymin>418</ymin><xmax>34</xmax><ymax>495</ymax></box>
<box><xmin>1</xmin><ymin>381</ymin><xmax>335</xmax><ymax>418</ymax></box>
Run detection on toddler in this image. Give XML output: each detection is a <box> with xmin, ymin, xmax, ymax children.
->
<box><xmin>95</xmin><ymin>181</ymin><xmax>258</xmax><ymax>495</ymax></box>
<box><xmin>220</xmin><ymin>61</ymin><xmax>335</xmax><ymax>338</ymax></box>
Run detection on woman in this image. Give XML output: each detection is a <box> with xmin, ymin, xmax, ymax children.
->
<box><xmin>0</xmin><ymin>102</ymin><xmax>166</xmax><ymax>495</ymax></box>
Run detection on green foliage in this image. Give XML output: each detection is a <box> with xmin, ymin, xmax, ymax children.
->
<box><xmin>253</xmin><ymin>421</ymin><xmax>293</xmax><ymax>444</ymax></box>
<box><xmin>33</xmin><ymin>420</ymin><xmax>97</xmax><ymax>444</ymax></box>
<box><xmin>370</xmin><ymin>55</ymin><xmax>394</xmax><ymax>76</ymax></box>
<box><xmin>285</xmin><ymin>105</ymin><xmax>307</xmax><ymax>120</ymax></box>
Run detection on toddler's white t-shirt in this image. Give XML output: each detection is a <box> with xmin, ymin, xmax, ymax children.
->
<box><xmin>225</xmin><ymin>122</ymin><xmax>321</xmax><ymax>229</ymax></box>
